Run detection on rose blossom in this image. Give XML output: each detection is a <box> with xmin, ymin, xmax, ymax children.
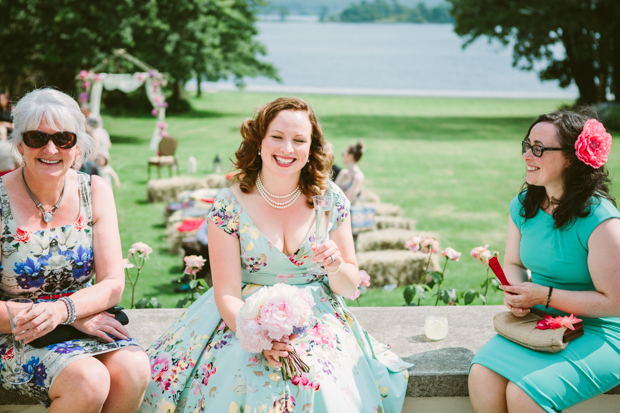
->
<box><xmin>575</xmin><ymin>119</ymin><xmax>612</xmax><ymax>169</ymax></box>
<box><xmin>14</xmin><ymin>228</ymin><xmax>31</xmax><ymax>243</ymax></box>
<box><xmin>123</xmin><ymin>259</ymin><xmax>134</xmax><ymax>269</ymax></box>
<box><xmin>406</xmin><ymin>236</ymin><xmax>425</xmax><ymax>253</ymax></box>
<box><xmin>477</xmin><ymin>250</ymin><xmax>492</xmax><ymax>265</ymax></box>
<box><xmin>74</xmin><ymin>215</ymin><xmax>87</xmax><ymax>231</ymax></box>
<box><xmin>183</xmin><ymin>255</ymin><xmax>206</xmax><ymax>275</ymax></box>
<box><xmin>420</xmin><ymin>238</ymin><xmax>439</xmax><ymax>254</ymax></box>
<box><xmin>441</xmin><ymin>247</ymin><xmax>461</xmax><ymax>261</ymax></box>
<box><xmin>470</xmin><ymin>245</ymin><xmax>489</xmax><ymax>259</ymax></box>
<box><xmin>348</xmin><ymin>289</ymin><xmax>361</xmax><ymax>300</ymax></box>
<box><xmin>359</xmin><ymin>270</ymin><xmax>370</xmax><ymax>287</ymax></box>
<box><xmin>128</xmin><ymin>242</ymin><xmax>153</xmax><ymax>258</ymax></box>
<box><xmin>79</xmin><ymin>70</ymin><xmax>88</xmax><ymax>79</ymax></box>
<box><xmin>157</xmin><ymin>121</ymin><xmax>168</xmax><ymax>130</ymax></box>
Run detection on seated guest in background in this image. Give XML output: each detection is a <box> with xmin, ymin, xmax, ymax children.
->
<box><xmin>469</xmin><ymin>111</ymin><xmax>620</xmax><ymax>412</ymax></box>
<box><xmin>323</xmin><ymin>140</ymin><xmax>341</xmax><ymax>181</ymax></box>
<box><xmin>0</xmin><ymin>88</ymin><xmax>150</xmax><ymax>411</ymax></box>
<box><xmin>335</xmin><ymin>139</ymin><xmax>365</xmax><ymax>203</ymax></box>
<box><xmin>0</xmin><ymin>138</ymin><xmax>19</xmax><ymax>176</ymax></box>
<box><xmin>0</xmin><ymin>92</ymin><xmax>14</xmax><ymax>141</ymax></box>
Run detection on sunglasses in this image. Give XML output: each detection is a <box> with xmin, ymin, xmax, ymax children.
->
<box><xmin>22</xmin><ymin>131</ymin><xmax>77</xmax><ymax>149</ymax></box>
<box><xmin>521</xmin><ymin>140</ymin><xmax>562</xmax><ymax>158</ymax></box>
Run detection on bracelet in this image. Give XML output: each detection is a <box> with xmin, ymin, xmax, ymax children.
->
<box><xmin>545</xmin><ymin>286</ymin><xmax>553</xmax><ymax>309</ymax></box>
<box><xmin>58</xmin><ymin>297</ymin><xmax>76</xmax><ymax>325</ymax></box>
<box><xmin>327</xmin><ymin>262</ymin><xmax>342</xmax><ymax>275</ymax></box>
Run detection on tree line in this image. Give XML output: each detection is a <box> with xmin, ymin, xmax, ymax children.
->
<box><xmin>0</xmin><ymin>0</ymin><xmax>279</xmax><ymax>106</ymax></box>
<box><xmin>338</xmin><ymin>0</ymin><xmax>453</xmax><ymax>23</ymax></box>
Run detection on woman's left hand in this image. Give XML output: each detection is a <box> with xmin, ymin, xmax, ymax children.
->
<box><xmin>72</xmin><ymin>311</ymin><xmax>131</xmax><ymax>343</ymax></box>
<box><xmin>501</xmin><ymin>282</ymin><xmax>548</xmax><ymax>309</ymax></box>
<box><xmin>311</xmin><ymin>240</ymin><xmax>342</xmax><ymax>273</ymax></box>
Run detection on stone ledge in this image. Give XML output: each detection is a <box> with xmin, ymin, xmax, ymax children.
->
<box><xmin>2</xmin><ymin>306</ymin><xmax>619</xmax><ymax>406</ymax></box>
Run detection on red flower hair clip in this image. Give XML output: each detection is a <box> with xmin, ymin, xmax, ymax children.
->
<box><xmin>575</xmin><ymin>119</ymin><xmax>612</xmax><ymax>169</ymax></box>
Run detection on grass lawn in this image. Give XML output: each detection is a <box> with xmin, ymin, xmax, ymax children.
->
<box><xmin>104</xmin><ymin>92</ymin><xmax>620</xmax><ymax>308</ymax></box>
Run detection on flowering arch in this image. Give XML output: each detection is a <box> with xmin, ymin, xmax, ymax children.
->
<box><xmin>76</xmin><ymin>49</ymin><xmax>169</xmax><ymax>151</ymax></box>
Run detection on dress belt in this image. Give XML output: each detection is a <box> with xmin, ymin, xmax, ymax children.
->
<box><xmin>36</xmin><ymin>292</ymin><xmax>75</xmax><ymax>300</ymax></box>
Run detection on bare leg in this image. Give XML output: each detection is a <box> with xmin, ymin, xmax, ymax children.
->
<box><xmin>506</xmin><ymin>381</ymin><xmax>545</xmax><ymax>413</ymax></box>
<box><xmin>48</xmin><ymin>357</ymin><xmax>110</xmax><ymax>413</ymax></box>
<box><xmin>468</xmin><ymin>363</ymin><xmax>509</xmax><ymax>413</ymax></box>
<box><xmin>96</xmin><ymin>346</ymin><xmax>151</xmax><ymax>413</ymax></box>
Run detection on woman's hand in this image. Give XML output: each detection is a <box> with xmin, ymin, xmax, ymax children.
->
<box><xmin>311</xmin><ymin>240</ymin><xmax>342</xmax><ymax>273</ymax></box>
<box><xmin>13</xmin><ymin>302</ymin><xmax>67</xmax><ymax>345</ymax></box>
<box><xmin>501</xmin><ymin>282</ymin><xmax>549</xmax><ymax>316</ymax></box>
<box><xmin>262</xmin><ymin>335</ymin><xmax>296</xmax><ymax>368</ymax></box>
<box><xmin>72</xmin><ymin>311</ymin><xmax>130</xmax><ymax>343</ymax></box>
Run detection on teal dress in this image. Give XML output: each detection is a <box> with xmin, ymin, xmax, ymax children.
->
<box><xmin>139</xmin><ymin>182</ymin><xmax>412</xmax><ymax>413</ymax></box>
<box><xmin>472</xmin><ymin>193</ymin><xmax>620</xmax><ymax>412</ymax></box>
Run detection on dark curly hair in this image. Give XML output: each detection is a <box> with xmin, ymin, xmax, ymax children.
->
<box><xmin>519</xmin><ymin>110</ymin><xmax>615</xmax><ymax>229</ymax></box>
<box><xmin>346</xmin><ymin>139</ymin><xmax>365</xmax><ymax>162</ymax></box>
<box><xmin>233</xmin><ymin>97</ymin><xmax>332</xmax><ymax>208</ymax></box>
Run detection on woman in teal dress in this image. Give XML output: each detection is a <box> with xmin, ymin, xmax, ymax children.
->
<box><xmin>469</xmin><ymin>111</ymin><xmax>620</xmax><ymax>412</ymax></box>
<box><xmin>139</xmin><ymin>97</ymin><xmax>411</xmax><ymax>413</ymax></box>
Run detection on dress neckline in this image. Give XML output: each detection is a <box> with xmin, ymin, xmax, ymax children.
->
<box><xmin>222</xmin><ymin>188</ymin><xmax>317</xmax><ymax>261</ymax></box>
<box><xmin>0</xmin><ymin>174</ymin><xmax>84</xmax><ymax>233</ymax></box>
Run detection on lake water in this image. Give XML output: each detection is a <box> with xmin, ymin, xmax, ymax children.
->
<box><xmin>197</xmin><ymin>22</ymin><xmax>578</xmax><ymax>98</ymax></box>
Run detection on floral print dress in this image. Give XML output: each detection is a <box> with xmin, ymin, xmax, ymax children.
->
<box><xmin>0</xmin><ymin>172</ymin><xmax>139</xmax><ymax>406</ymax></box>
<box><xmin>139</xmin><ymin>181</ymin><xmax>412</xmax><ymax>413</ymax></box>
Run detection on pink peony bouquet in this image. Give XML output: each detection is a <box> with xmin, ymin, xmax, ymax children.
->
<box><xmin>236</xmin><ymin>283</ymin><xmax>315</xmax><ymax>380</ymax></box>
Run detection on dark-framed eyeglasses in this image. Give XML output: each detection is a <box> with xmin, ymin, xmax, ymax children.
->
<box><xmin>521</xmin><ymin>140</ymin><xmax>562</xmax><ymax>157</ymax></box>
<box><xmin>22</xmin><ymin>131</ymin><xmax>77</xmax><ymax>149</ymax></box>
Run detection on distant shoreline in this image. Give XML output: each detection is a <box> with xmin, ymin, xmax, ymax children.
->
<box><xmin>186</xmin><ymin>82</ymin><xmax>577</xmax><ymax>100</ymax></box>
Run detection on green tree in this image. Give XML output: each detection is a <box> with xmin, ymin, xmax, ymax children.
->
<box><xmin>447</xmin><ymin>0</ymin><xmax>620</xmax><ymax>104</ymax></box>
<box><xmin>0</xmin><ymin>0</ymin><xmax>278</xmax><ymax>102</ymax></box>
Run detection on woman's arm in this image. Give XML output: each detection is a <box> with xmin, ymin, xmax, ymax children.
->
<box><xmin>208</xmin><ymin>219</ymin><xmax>243</xmax><ymax>333</ymax></box>
<box><xmin>311</xmin><ymin>214</ymin><xmax>359</xmax><ymax>298</ymax></box>
<box><xmin>503</xmin><ymin>218</ymin><xmax>620</xmax><ymax>318</ymax></box>
<box><xmin>503</xmin><ymin>217</ymin><xmax>529</xmax><ymax>284</ymax></box>
<box><xmin>11</xmin><ymin>175</ymin><xmax>130</xmax><ymax>343</ymax></box>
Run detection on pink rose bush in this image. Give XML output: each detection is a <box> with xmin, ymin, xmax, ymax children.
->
<box><xmin>236</xmin><ymin>283</ymin><xmax>315</xmax><ymax>381</ymax></box>
<box><xmin>405</xmin><ymin>236</ymin><xmax>425</xmax><ymax>253</ymax></box>
<box><xmin>575</xmin><ymin>119</ymin><xmax>612</xmax><ymax>169</ymax></box>
<box><xmin>420</xmin><ymin>238</ymin><xmax>439</xmax><ymax>254</ymax></box>
<box><xmin>471</xmin><ymin>244</ymin><xmax>501</xmax><ymax>304</ymax></box>
<box><xmin>441</xmin><ymin>247</ymin><xmax>461</xmax><ymax>261</ymax></box>
<box><xmin>124</xmin><ymin>242</ymin><xmax>156</xmax><ymax>309</ymax></box>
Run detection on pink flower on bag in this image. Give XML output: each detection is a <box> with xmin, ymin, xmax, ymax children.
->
<box><xmin>575</xmin><ymin>119</ymin><xmax>612</xmax><ymax>169</ymax></box>
<box><xmin>441</xmin><ymin>247</ymin><xmax>461</xmax><ymax>261</ymax></box>
<box><xmin>420</xmin><ymin>238</ymin><xmax>439</xmax><ymax>254</ymax></box>
<box><xmin>535</xmin><ymin>314</ymin><xmax>582</xmax><ymax>330</ymax></box>
<box><xmin>406</xmin><ymin>236</ymin><xmax>425</xmax><ymax>253</ymax></box>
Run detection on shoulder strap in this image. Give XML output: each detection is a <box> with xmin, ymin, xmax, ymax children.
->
<box><xmin>0</xmin><ymin>177</ymin><xmax>14</xmax><ymax>234</ymax></box>
<box><xmin>77</xmin><ymin>172</ymin><xmax>93</xmax><ymax>221</ymax></box>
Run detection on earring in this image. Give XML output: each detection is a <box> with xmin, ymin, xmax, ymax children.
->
<box><xmin>21</xmin><ymin>155</ymin><xmax>25</xmax><ymax>167</ymax></box>
<box><xmin>258</xmin><ymin>147</ymin><xmax>261</xmax><ymax>156</ymax></box>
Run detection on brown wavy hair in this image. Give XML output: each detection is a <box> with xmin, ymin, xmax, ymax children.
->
<box><xmin>519</xmin><ymin>110</ymin><xmax>615</xmax><ymax>229</ymax></box>
<box><xmin>233</xmin><ymin>97</ymin><xmax>332</xmax><ymax>207</ymax></box>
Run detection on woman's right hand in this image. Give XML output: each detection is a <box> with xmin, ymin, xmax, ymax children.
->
<box><xmin>503</xmin><ymin>294</ymin><xmax>530</xmax><ymax>317</ymax></box>
<box><xmin>72</xmin><ymin>311</ymin><xmax>130</xmax><ymax>343</ymax></box>
<box><xmin>262</xmin><ymin>335</ymin><xmax>296</xmax><ymax>368</ymax></box>
<box><xmin>13</xmin><ymin>301</ymin><xmax>67</xmax><ymax>345</ymax></box>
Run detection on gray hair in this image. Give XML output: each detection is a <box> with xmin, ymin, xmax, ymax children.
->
<box><xmin>10</xmin><ymin>88</ymin><xmax>95</xmax><ymax>162</ymax></box>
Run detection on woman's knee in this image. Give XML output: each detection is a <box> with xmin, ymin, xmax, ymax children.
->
<box><xmin>98</xmin><ymin>347</ymin><xmax>151</xmax><ymax>391</ymax></box>
<box><xmin>50</xmin><ymin>357</ymin><xmax>110</xmax><ymax>404</ymax></box>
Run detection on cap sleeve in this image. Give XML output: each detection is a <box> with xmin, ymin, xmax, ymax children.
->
<box><xmin>207</xmin><ymin>189</ymin><xmax>241</xmax><ymax>238</ymax></box>
<box><xmin>575</xmin><ymin>197</ymin><xmax>620</xmax><ymax>250</ymax></box>
<box><xmin>327</xmin><ymin>181</ymin><xmax>350</xmax><ymax>231</ymax></box>
<box><xmin>510</xmin><ymin>193</ymin><xmax>525</xmax><ymax>229</ymax></box>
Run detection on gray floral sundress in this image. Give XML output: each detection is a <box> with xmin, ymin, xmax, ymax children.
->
<box><xmin>0</xmin><ymin>172</ymin><xmax>139</xmax><ymax>406</ymax></box>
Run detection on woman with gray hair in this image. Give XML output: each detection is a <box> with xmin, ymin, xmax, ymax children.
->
<box><xmin>0</xmin><ymin>88</ymin><xmax>150</xmax><ymax>412</ymax></box>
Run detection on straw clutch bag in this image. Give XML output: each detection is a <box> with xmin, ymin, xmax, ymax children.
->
<box><xmin>493</xmin><ymin>311</ymin><xmax>584</xmax><ymax>353</ymax></box>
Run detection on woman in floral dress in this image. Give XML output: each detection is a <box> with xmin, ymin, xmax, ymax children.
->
<box><xmin>140</xmin><ymin>97</ymin><xmax>411</xmax><ymax>413</ymax></box>
<box><xmin>0</xmin><ymin>89</ymin><xmax>150</xmax><ymax>411</ymax></box>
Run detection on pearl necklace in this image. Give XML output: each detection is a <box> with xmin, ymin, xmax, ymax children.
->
<box><xmin>256</xmin><ymin>176</ymin><xmax>301</xmax><ymax>209</ymax></box>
